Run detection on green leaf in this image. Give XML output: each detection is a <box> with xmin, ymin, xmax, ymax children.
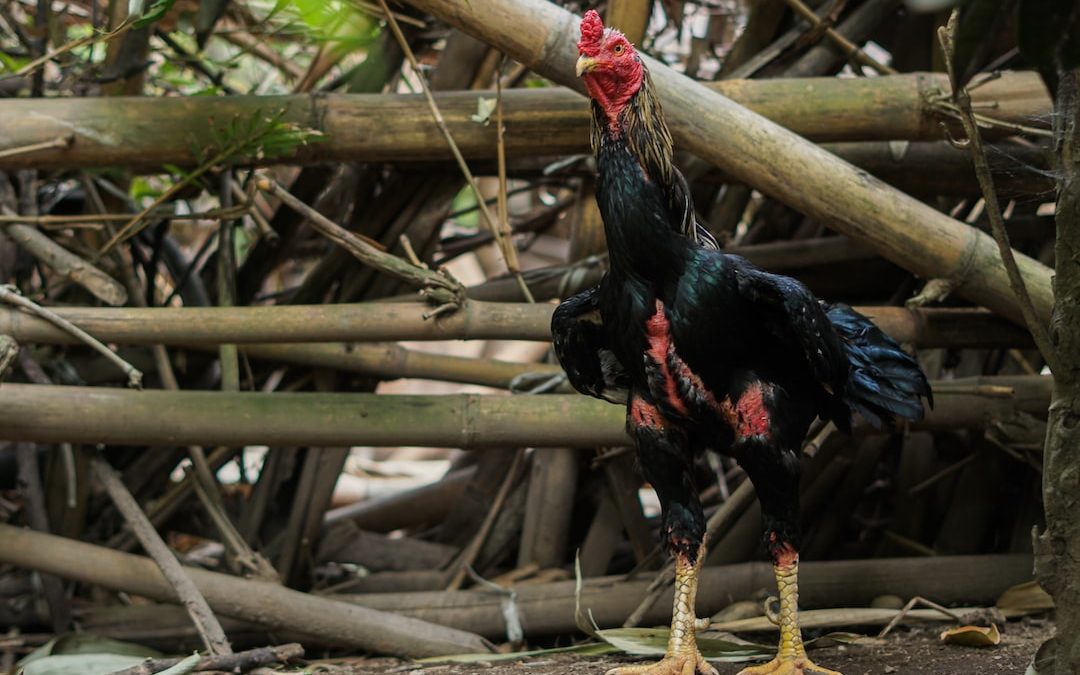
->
<box><xmin>0</xmin><ymin>51</ymin><xmax>30</xmax><ymax>74</ymax></box>
<box><xmin>19</xmin><ymin>654</ymin><xmax>148</xmax><ymax>675</ymax></box>
<box><xmin>132</xmin><ymin>0</ymin><xmax>178</xmax><ymax>29</ymax></box>
<box><xmin>20</xmin><ymin>634</ymin><xmax>160</xmax><ymax>664</ymax></box>
<box><xmin>18</xmin><ymin>634</ymin><xmax>162</xmax><ymax>675</ymax></box>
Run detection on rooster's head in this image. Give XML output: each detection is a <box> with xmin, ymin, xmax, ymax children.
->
<box><xmin>576</xmin><ymin>10</ymin><xmax>644</xmax><ymax>126</ymax></box>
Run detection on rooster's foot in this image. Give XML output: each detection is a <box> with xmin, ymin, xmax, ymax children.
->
<box><xmin>736</xmin><ymin>655</ymin><xmax>841</xmax><ymax>675</ymax></box>
<box><xmin>605</xmin><ymin>648</ymin><xmax>717</xmax><ymax>675</ymax></box>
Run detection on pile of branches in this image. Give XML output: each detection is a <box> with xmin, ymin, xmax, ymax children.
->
<box><xmin>0</xmin><ymin>0</ymin><xmax>1068</xmax><ymax>670</ymax></box>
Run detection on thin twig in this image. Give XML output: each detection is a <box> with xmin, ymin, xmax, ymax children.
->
<box><xmin>8</xmin><ymin>22</ymin><xmax>131</xmax><ymax>78</ymax></box>
<box><xmin>108</xmin><ymin>643</ymin><xmax>302</xmax><ymax>675</ymax></box>
<box><xmin>0</xmin><ymin>285</ymin><xmax>141</xmax><ymax>387</ymax></box>
<box><xmin>908</xmin><ymin>449</ymin><xmax>982</xmax><ymax>496</ymax></box>
<box><xmin>91</xmin><ymin>457</ymin><xmax>232</xmax><ymax>656</ymax></box>
<box><xmin>878</xmin><ymin>595</ymin><xmax>963</xmax><ymax>638</ymax></box>
<box><xmin>495</xmin><ymin>55</ymin><xmax>535</xmax><ymax>303</ymax></box>
<box><xmin>256</xmin><ymin>177</ymin><xmax>464</xmax><ymax>306</ymax></box>
<box><xmin>782</xmin><ymin>0</ymin><xmax>897</xmax><ymax>75</ymax></box>
<box><xmin>376</xmin><ymin>0</ymin><xmax>534</xmax><ymax>301</ymax></box>
<box><xmin>446</xmin><ymin>449</ymin><xmax>527</xmax><ymax>591</ymax></box>
<box><xmin>0</xmin><ymin>135</ymin><xmax>73</xmax><ymax>160</ymax></box>
<box><xmin>938</xmin><ymin>15</ymin><xmax>1060</xmax><ymax>374</ymax></box>
<box><xmin>351</xmin><ymin>0</ymin><xmax>426</xmax><ymax>28</ymax></box>
<box><xmin>0</xmin><ymin>203</ymin><xmax>253</xmax><ymax>228</ymax></box>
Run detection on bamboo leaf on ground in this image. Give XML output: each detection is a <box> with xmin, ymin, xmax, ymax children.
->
<box><xmin>939</xmin><ymin>623</ymin><xmax>1001</xmax><ymax>647</ymax></box>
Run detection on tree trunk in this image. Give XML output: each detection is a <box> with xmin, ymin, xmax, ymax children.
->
<box><xmin>1037</xmin><ymin>67</ymin><xmax>1080</xmax><ymax>675</ymax></box>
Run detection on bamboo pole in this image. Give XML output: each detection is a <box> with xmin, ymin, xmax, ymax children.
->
<box><xmin>400</xmin><ymin>0</ymin><xmax>1054</xmax><ymax>326</ymax></box>
<box><xmin>0</xmin><ymin>302</ymin><xmax>1033</xmax><ymax>348</ymax></box>
<box><xmin>336</xmin><ymin>554</ymin><xmax>1034</xmax><ymax>639</ymax></box>
<box><xmin>233</xmin><ymin>343</ymin><xmax>562</xmax><ymax>389</ymax></box>
<box><xmin>0</xmin><ymin>524</ymin><xmax>491</xmax><ymax>657</ymax></box>
<box><xmin>0</xmin><ymin>73</ymin><xmax>1048</xmax><ymax>170</ymax></box>
<box><xmin>0</xmin><ymin>376</ymin><xmax>1051</xmax><ymax>447</ymax></box>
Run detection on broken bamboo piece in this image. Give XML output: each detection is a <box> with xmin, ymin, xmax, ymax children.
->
<box><xmin>0</xmin><ymin>376</ymin><xmax>1052</xmax><ymax>447</ymax></box>
<box><xmin>0</xmin><ymin>524</ymin><xmax>491</xmax><ymax>657</ymax></box>
<box><xmin>401</xmin><ymin>0</ymin><xmax>1053</xmax><ymax>326</ymax></box>
<box><xmin>0</xmin><ymin>302</ymin><xmax>1033</xmax><ymax>348</ymax></box>
<box><xmin>0</xmin><ymin>73</ymin><xmax>1049</xmax><ymax>170</ymax></box>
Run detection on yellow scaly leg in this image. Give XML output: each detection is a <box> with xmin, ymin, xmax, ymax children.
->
<box><xmin>605</xmin><ymin>543</ymin><xmax>717</xmax><ymax>675</ymax></box>
<box><xmin>736</xmin><ymin>553</ymin><xmax>841</xmax><ymax>675</ymax></box>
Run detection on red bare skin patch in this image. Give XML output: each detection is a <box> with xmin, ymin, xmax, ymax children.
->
<box><xmin>630</xmin><ymin>397</ymin><xmax>666</xmax><ymax>430</ymax></box>
<box><xmin>768</xmin><ymin>534</ymin><xmax>799</xmax><ymax>569</ymax></box>
<box><xmin>645</xmin><ymin>300</ymin><xmax>690</xmax><ymax>417</ymax></box>
<box><xmin>721</xmin><ymin>381</ymin><xmax>773</xmax><ymax>440</ymax></box>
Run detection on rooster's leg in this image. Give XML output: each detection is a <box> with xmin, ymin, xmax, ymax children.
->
<box><xmin>735</xmin><ymin>433</ymin><xmax>841</xmax><ymax>675</ymax></box>
<box><xmin>735</xmin><ymin>549</ymin><xmax>840</xmax><ymax>675</ymax></box>
<box><xmin>606</xmin><ymin>396</ymin><xmax>716</xmax><ymax>675</ymax></box>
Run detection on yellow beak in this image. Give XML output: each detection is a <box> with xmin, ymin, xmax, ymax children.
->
<box><xmin>576</xmin><ymin>55</ymin><xmax>598</xmax><ymax>77</ymax></box>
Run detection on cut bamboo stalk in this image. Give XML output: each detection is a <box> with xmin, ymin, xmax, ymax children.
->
<box><xmin>0</xmin><ymin>73</ymin><xmax>1048</xmax><ymax>170</ymax></box>
<box><xmin>0</xmin><ymin>302</ymin><xmax>1033</xmax><ymax>348</ymax></box>
<box><xmin>231</xmin><ymin>342</ymin><xmax>562</xmax><ymax>389</ymax></box>
<box><xmin>324</xmin><ymin>467</ymin><xmax>477</xmax><ymax>530</ymax></box>
<box><xmin>335</xmin><ymin>554</ymin><xmax>1033</xmax><ymax>639</ymax></box>
<box><xmin>0</xmin><ymin>376</ymin><xmax>1051</xmax><ymax>447</ymax></box>
<box><xmin>401</xmin><ymin>0</ymin><xmax>1053</xmax><ymax>326</ymax></box>
<box><xmin>0</xmin><ymin>524</ymin><xmax>491</xmax><ymax>657</ymax></box>
<box><xmin>517</xmin><ymin>447</ymin><xmax>578</xmax><ymax>568</ymax></box>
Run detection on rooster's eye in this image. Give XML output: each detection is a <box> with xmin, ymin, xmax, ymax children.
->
<box><xmin>613</xmin><ymin>43</ymin><xmax>625</xmax><ymax>55</ymax></box>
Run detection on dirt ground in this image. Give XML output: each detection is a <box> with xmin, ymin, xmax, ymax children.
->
<box><xmin>340</xmin><ymin>619</ymin><xmax>1051</xmax><ymax>675</ymax></box>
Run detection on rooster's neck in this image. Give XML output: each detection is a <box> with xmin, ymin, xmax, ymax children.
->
<box><xmin>594</xmin><ymin>138</ymin><xmax>687</xmax><ymax>282</ymax></box>
<box><xmin>591</xmin><ymin>70</ymin><xmax>675</xmax><ymax>191</ymax></box>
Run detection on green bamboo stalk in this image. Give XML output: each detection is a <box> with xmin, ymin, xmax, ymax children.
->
<box><xmin>0</xmin><ymin>73</ymin><xmax>1049</xmax><ymax>170</ymax></box>
<box><xmin>0</xmin><ymin>302</ymin><xmax>1032</xmax><ymax>347</ymax></box>
<box><xmin>0</xmin><ymin>376</ymin><xmax>1051</xmax><ymax>448</ymax></box>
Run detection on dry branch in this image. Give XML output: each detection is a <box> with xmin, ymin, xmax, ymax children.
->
<box><xmin>107</xmin><ymin>643</ymin><xmax>303</xmax><ymax>675</ymax></box>
<box><xmin>0</xmin><ymin>73</ymin><xmax>1049</xmax><ymax>170</ymax></box>
<box><xmin>0</xmin><ymin>376</ymin><xmax>1050</xmax><ymax>447</ymax></box>
<box><xmin>3</xmin><ymin>224</ymin><xmax>126</xmax><ymax>305</ymax></box>
<box><xmin>91</xmin><ymin>457</ymin><xmax>232</xmax><ymax>656</ymax></box>
<box><xmin>401</xmin><ymin>0</ymin><xmax>1053</xmax><ymax>326</ymax></box>
<box><xmin>256</xmin><ymin>178</ymin><xmax>463</xmax><ymax>305</ymax></box>
<box><xmin>0</xmin><ymin>524</ymin><xmax>491</xmax><ymax>657</ymax></box>
<box><xmin>324</xmin><ymin>467</ymin><xmax>476</xmax><ymax>530</ymax></box>
<box><xmin>0</xmin><ymin>302</ymin><xmax>1032</xmax><ymax>347</ymax></box>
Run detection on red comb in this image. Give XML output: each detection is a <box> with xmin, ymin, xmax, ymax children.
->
<box><xmin>578</xmin><ymin>9</ymin><xmax>605</xmax><ymax>57</ymax></box>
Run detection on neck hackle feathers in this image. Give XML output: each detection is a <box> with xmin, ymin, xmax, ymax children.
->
<box><xmin>577</xmin><ymin>10</ymin><xmax>674</xmax><ymax>188</ymax></box>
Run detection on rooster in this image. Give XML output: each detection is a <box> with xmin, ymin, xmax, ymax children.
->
<box><xmin>552</xmin><ymin>11</ymin><xmax>932</xmax><ymax>675</ymax></box>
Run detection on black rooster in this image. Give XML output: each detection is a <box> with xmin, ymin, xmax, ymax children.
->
<box><xmin>552</xmin><ymin>11</ymin><xmax>932</xmax><ymax>675</ymax></box>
